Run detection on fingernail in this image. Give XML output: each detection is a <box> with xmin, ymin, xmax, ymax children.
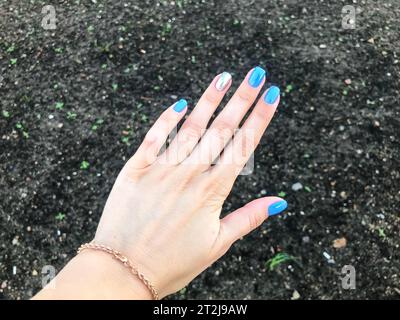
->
<box><xmin>248</xmin><ymin>66</ymin><xmax>266</xmax><ymax>88</ymax></box>
<box><xmin>264</xmin><ymin>86</ymin><xmax>280</xmax><ymax>104</ymax></box>
<box><xmin>173</xmin><ymin>99</ymin><xmax>187</xmax><ymax>112</ymax></box>
<box><xmin>268</xmin><ymin>200</ymin><xmax>288</xmax><ymax>216</ymax></box>
<box><xmin>215</xmin><ymin>72</ymin><xmax>232</xmax><ymax>91</ymax></box>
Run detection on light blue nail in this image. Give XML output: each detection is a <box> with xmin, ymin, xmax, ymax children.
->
<box><xmin>248</xmin><ymin>66</ymin><xmax>266</xmax><ymax>88</ymax></box>
<box><xmin>264</xmin><ymin>86</ymin><xmax>280</xmax><ymax>104</ymax></box>
<box><xmin>268</xmin><ymin>200</ymin><xmax>288</xmax><ymax>216</ymax></box>
<box><xmin>173</xmin><ymin>99</ymin><xmax>187</xmax><ymax>112</ymax></box>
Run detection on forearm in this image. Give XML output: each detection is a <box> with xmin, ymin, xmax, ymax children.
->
<box><xmin>32</xmin><ymin>250</ymin><xmax>152</xmax><ymax>300</ymax></box>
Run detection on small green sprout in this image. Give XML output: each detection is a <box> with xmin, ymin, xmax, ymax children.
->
<box><xmin>2</xmin><ymin>110</ymin><xmax>10</xmax><ymax>118</ymax></box>
<box><xmin>304</xmin><ymin>186</ymin><xmax>312</xmax><ymax>192</ymax></box>
<box><xmin>10</xmin><ymin>58</ymin><xmax>17</xmax><ymax>65</ymax></box>
<box><xmin>179</xmin><ymin>287</ymin><xmax>187</xmax><ymax>295</ymax></box>
<box><xmin>378</xmin><ymin>228</ymin><xmax>386</xmax><ymax>239</ymax></box>
<box><xmin>80</xmin><ymin>161</ymin><xmax>90</xmax><ymax>170</ymax></box>
<box><xmin>66</xmin><ymin>112</ymin><xmax>77</xmax><ymax>120</ymax></box>
<box><xmin>266</xmin><ymin>252</ymin><xmax>297</xmax><ymax>271</ymax></box>
<box><xmin>6</xmin><ymin>45</ymin><xmax>15</xmax><ymax>53</ymax></box>
<box><xmin>15</xmin><ymin>123</ymin><xmax>29</xmax><ymax>138</ymax></box>
<box><xmin>162</xmin><ymin>22</ymin><xmax>172</xmax><ymax>35</ymax></box>
<box><xmin>55</xmin><ymin>102</ymin><xmax>64</xmax><ymax>110</ymax></box>
<box><xmin>55</xmin><ymin>212</ymin><xmax>65</xmax><ymax>221</ymax></box>
<box><xmin>101</xmin><ymin>63</ymin><xmax>108</xmax><ymax>69</ymax></box>
<box><xmin>112</xmin><ymin>83</ymin><xmax>118</xmax><ymax>91</ymax></box>
<box><xmin>285</xmin><ymin>84</ymin><xmax>294</xmax><ymax>93</ymax></box>
<box><xmin>54</xmin><ymin>48</ymin><xmax>63</xmax><ymax>53</ymax></box>
<box><xmin>233</xmin><ymin>19</ymin><xmax>240</xmax><ymax>26</ymax></box>
<box><xmin>87</xmin><ymin>25</ymin><xmax>94</xmax><ymax>32</ymax></box>
<box><xmin>278</xmin><ymin>191</ymin><xmax>286</xmax><ymax>198</ymax></box>
<box><xmin>91</xmin><ymin>119</ymin><xmax>104</xmax><ymax>131</ymax></box>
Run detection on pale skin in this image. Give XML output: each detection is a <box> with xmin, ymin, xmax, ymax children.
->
<box><xmin>33</xmin><ymin>67</ymin><xmax>283</xmax><ymax>299</ymax></box>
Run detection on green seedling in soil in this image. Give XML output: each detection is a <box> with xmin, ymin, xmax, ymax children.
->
<box><xmin>10</xmin><ymin>58</ymin><xmax>17</xmax><ymax>65</ymax></box>
<box><xmin>342</xmin><ymin>89</ymin><xmax>349</xmax><ymax>96</ymax></box>
<box><xmin>15</xmin><ymin>122</ymin><xmax>29</xmax><ymax>138</ymax></box>
<box><xmin>378</xmin><ymin>228</ymin><xmax>386</xmax><ymax>239</ymax></box>
<box><xmin>55</xmin><ymin>102</ymin><xmax>64</xmax><ymax>110</ymax></box>
<box><xmin>141</xmin><ymin>114</ymin><xmax>148</xmax><ymax>123</ymax></box>
<box><xmin>54</xmin><ymin>48</ymin><xmax>63</xmax><ymax>53</ymax></box>
<box><xmin>285</xmin><ymin>84</ymin><xmax>294</xmax><ymax>93</ymax></box>
<box><xmin>6</xmin><ymin>45</ymin><xmax>15</xmax><ymax>53</ymax></box>
<box><xmin>304</xmin><ymin>186</ymin><xmax>312</xmax><ymax>192</ymax></box>
<box><xmin>121</xmin><ymin>129</ymin><xmax>133</xmax><ymax>146</ymax></box>
<box><xmin>191</xmin><ymin>55</ymin><xmax>196</xmax><ymax>64</ymax></box>
<box><xmin>55</xmin><ymin>212</ymin><xmax>65</xmax><ymax>221</ymax></box>
<box><xmin>87</xmin><ymin>25</ymin><xmax>95</xmax><ymax>33</ymax></box>
<box><xmin>101</xmin><ymin>63</ymin><xmax>108</xmax><ymax>70</ymax></box>
<box><xmin>80</xmin><ymin>161</ymin><xmax>90</xmax><ymax>170</ymax></box>
<box><xmin>153</xmin><ymin>85</ymin><xmax>160</xmax><ymax>91</ymax></box>
<box><xmin>2</xmin><ymin>110</ymin><xmax>10</xmax><ymax>118</ymax></box>
<box><xmin>66</xmin><ymin>112</ymin><xmax>77</xmax><ymax>120</ymax></box>
<box><xmin>91</xmin><ymin>119</ymin><xmax>104</xmax><ymax>131</ymax></box>
<box><xmin>161</xmin><ymin>22</ymin><xmax>172</xmax><ymax>35</ymax></box>
<box><xmin>266</xmin><ymin>252</ymin><xmax>297</xmax><ymax>271</ymax></box>
<box><xmin>176</xmin><ymin>0</ymin><xmax>184</xmax><ymax>9</ymax></box>
<box><xmin>179</xmin><ymin>287</ymin><xmax>187</xmax><ymax>295</ymax></box>
<box><xmin>112</xmin><ymin>83</ymin><xmax>118</xmax><ymax>91</ymax></box>
<box><xmin>278</xmin><ymin>191</ymin><xmax>286</xmax><ymax>198</ymax></box>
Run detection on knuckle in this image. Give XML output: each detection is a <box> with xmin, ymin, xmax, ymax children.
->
<box><xmin>204</xmin><ymin>91</ymin><xmax>220</xmax><ymax>104</ymax></box>
<box><xmin>237</xmin><ymin>88</ymin><xmax>254</xmax><ymax>104</ymax></box>
<box><xmin>180</xmin><ymin>120</ymin><xmax>204</xmax><ymax>143</ymax></box>
<box><xmin>247</xmin><ymin>211</ymin><xmax>263</xmax><ymax>231</ymax></box>
<box><xmin>212</xmin><ymin>120</ymin><xmax>234</xmax><ymax>140</ymax></box>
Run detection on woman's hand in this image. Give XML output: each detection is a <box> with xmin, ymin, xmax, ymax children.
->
<box><xmin>34</xmin><ymin>67</ymin><xmax>286</xmax><ymax>299</ymax></box>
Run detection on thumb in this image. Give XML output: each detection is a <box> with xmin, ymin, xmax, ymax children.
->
<box><xmin>219</xmin><ymin>197</ymin><xmax>287</xmax><ymax>246</ymax></box>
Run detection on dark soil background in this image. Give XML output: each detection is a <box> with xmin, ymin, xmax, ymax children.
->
<box><xmin>0</xmin><ymin>0</ymin><xmax>399</xmax><ymax>299</ymax></box>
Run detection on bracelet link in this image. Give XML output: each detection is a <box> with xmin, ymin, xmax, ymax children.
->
<box><xmin>77</xmin><ymin>242</ymin><xmax>159</xmax><ymax>300</ymax></box>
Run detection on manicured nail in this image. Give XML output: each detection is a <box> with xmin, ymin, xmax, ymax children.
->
<box><xmin>264</xmin><ymin>86</ymin><xmax>280</xmax><ymax>104</ymax></box>
<box><xmin>248</xmin><ymin>66</ymin><xmax>266</xmax><ymax>88</ymax></box>
<box><xmin>173</xmin><ymin>99</ymin><xmax>187</xmax><ymax>112</ymax></box>
<box><xmin>268</xmin><ymin>200</ymin><xmax>288</xmax><ymax>216</ymax></box>
<box><xmin>215</xmin><ymin>72</ymin><xmax>232</xmax><ymax>91</ymax></box>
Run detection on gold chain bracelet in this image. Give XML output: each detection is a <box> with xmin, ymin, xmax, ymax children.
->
<box><xmin>77</xmin><ymin>242</ymin><xmax>159</xmax><ymax>300</ymax></box>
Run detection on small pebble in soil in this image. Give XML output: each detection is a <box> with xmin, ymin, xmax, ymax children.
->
<box><xmin>12</xmin><ymin>266</ymin><xmax>17</xmax><ymax>275</ymax></box>
<box><xmin>291</xmin><ymin>290</ymin><xmax>301</xmax><ymax>300</ymax></box>
<box><xmin>323</xmin><ymin>252</ymin><xmax>335</xmax><ymax>264</ymax></box>
<box><xmin>32</xmin><ymin>270</ymin><xmax>38</xmax><ymax>276</ymax></box>
<box><xmin>332</xmin><ymin>237</ymin><xmax>347</xmax><ymax>249</ymax></box>
<box><xmin>344</xmin><ymin>79</ymin><xmax>352</xmax><ymax>85</ymax></box>
<box><xmin>260</xmin><ymin>189</ymin><xmax>267</xmax><ymax>195</ymax></box>
<box><xmin>292</xmin><ymin>182</ymin><xmax>303</xmax><ymax>191</ymax></box>
<box><xmin>302</xmin><ymin>236</ymin><xmax>310</xmax><ymax>243</ymax></box>
<box><xmin>12</xmin><ymin>236</ymin><xmax>19</xmax><ymax>245</ymax></box>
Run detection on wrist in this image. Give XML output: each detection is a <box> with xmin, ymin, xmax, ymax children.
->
<box><xmin>34</xmin><ymin>248</ymin><xmax>153</xmax><ymax>299</ymax></box>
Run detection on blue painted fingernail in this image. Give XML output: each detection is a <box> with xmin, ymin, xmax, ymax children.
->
<box><xmin>264</xmin><ymin>86</ymin><xmax>280</xmax><ymax>104</ymax></box>
<box><xmin>173</xmin><ymin>99</ymin><xmax>187</xmax><ymax>112</ymax></box>
<box><xmin>268</xmin><ymin>200</ymin><xmax>288</xmax><ymax>216</ymax></box>
<box><xmin>248</xmin><ymin>66</ymin><xmax>266</xmax><ymax>88</ymax></box>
